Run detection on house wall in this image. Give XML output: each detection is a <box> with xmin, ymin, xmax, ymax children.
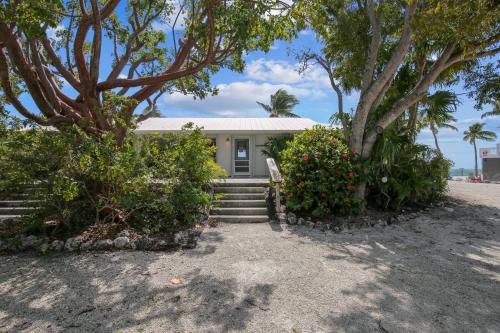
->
<box><xmin>482</xmin><ymin>158</ymin><xmax>500</xmax><ymax>181</ymax></box>
<box><xmin>211</xmin><ymin>133</ymin><xmax>287</xmax><ymax>177</ymax></box>
<box><xmin>137</xmin><ymin>131</ymin><xmax>294</xmax><ymax>178</ymax></box>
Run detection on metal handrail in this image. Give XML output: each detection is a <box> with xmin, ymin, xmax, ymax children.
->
<box><xmin>266</xmin><ymin>158</ymin><xmax>282</xmax><ymax>215</ymax></box>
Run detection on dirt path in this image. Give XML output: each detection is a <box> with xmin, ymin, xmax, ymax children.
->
<box><xmin>1</xmin><ymin>181</ymin><xmax>500</xmax><ymax>333</ymax></box>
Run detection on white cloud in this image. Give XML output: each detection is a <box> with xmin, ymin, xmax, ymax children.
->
<box><xmin>46</xmin><ymin>25</ymin><xmax>64</xmax><ymax>42</ymax></box>
<box><xmin>160</xmin><ymin>80</ymin><xmax>324</xmax><ymax>117</ymax></box>
<box><xmin>246</xmin><ymin>58</ymin><xmax>331</xmax><ymax>89</ymax></box>
<box><xmin>118</xmin><ymin>73</ymin><xmax>127</xmax><ymax>79</ymax></box>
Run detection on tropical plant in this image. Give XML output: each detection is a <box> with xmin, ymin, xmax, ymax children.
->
<box><xmin>420</xmin><ymin>90</ymin><xmax>459</xmax><ymax>154</ymax></box>
<box><xmin>292</xmin><ymin>0</ymin><xmax>500</xmax><ymax>199</ymax></box>
<box><xmin>261</xmin><ymin>135</ymin><xmax>293</xmax><ymax>165</ymax></box>
<box><xmin>366</xmin><ymin>128</ymin><xmax>452</xmax><ymax>209</ymax></box>
<box><xmin>463</xmin><ymin>123</ymin><xmax>497</xmax><ymax>176</ymax></box>
<box><xmin>257</xmin><ymin>89</ymin><xmax>300</xmax><ymax>118</ymax></box>
<box><xmin>0</xmin><ymin>0</ymin><xmax>292</xmax><ymax>143</ymax></box>
<box><xmin>280</xmin><ymin>126</ymin><xmax>361</xmax><ymax>217</ymax></box>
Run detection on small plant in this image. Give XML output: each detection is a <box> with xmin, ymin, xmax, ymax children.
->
<box><xmin>261</xmin><ymin>134</ymin><xmax>293</xmax><ymax>166</ymax></box>
<box><xmin>280</xmin><ymin>125</ymin><xmax>361</xmax><ymax>217</ymax></box>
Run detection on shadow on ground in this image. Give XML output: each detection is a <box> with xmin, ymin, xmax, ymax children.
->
<box><xmin>281</xmin><ymin>199</ymin><xmax>500</xmax><ymax>332</ymax></box>
<box><xmin>0</xmin><ymin>228</ymin><xmax>277</xmax><ymax>332</ymax></box>
<box><xmin>1</xmin><ymin>195</ymin><xmax>500</xmax><ymax>332</ymax></box>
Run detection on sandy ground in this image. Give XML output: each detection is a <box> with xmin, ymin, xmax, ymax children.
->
<box><xmin>1</xmin><ymin>181</ymin><xmax>500</xmax><ymax>333</ymax></box>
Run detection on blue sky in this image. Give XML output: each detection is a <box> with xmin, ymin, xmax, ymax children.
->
<box><xmin>8</xmin><ymin>18</ymin><xmax>500</xmax><ymax>169</ymax></box>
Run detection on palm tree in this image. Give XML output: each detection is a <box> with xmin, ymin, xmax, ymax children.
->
<box><xmin>481</xmin><ymin>99</ymin><xmax>500</xmax><ymax>119</ymax></box>
<box><xmin>420</xmin><ymin>90</ymin><xmax>459</xmax><ymax>155</ymax></box>
<box><xmin>463</xmin><ymin>123</ymin><xmax>497</xmax><ymax>176</ymax></box>
<box><xmin>257</xmin><ymin>89</ymin><xmax>300</xmax><ymax>118</ymax></box>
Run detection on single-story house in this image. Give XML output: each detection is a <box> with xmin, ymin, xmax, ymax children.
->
<box><xmin>480</xmin><ymin>143</ymin><xmax>500</xmax><ymax>182</ymax></box>
<box><xmin>136</xmin><ymin>117</ymin><xmax>322</xmax><ymax>177</ymax></box>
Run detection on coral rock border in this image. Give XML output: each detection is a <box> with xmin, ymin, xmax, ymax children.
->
<box><xmin>0</xmin><ymin>228</ymin><xmax>202</xmax><ymax>254</ymax></box>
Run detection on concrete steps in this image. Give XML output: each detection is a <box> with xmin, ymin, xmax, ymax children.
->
<box><xmin>214</xmin><ymin>186</ymin><xmax>266</xmax><ymax>193</ymax></box>
<box><xmin>216</xmin><ymin>200</ymin><xmax>266</xmax><ymax>208</ymax></box>
<box><xmin>219</xmin><ymin>193</ymin><xmax>265</xmax><ymax>200</ymax></box>
<box><xmin>208</xmin><ymin>215</ymin><xmax>270</xmax><ymax>223</ymax></box>
<box><xmin>0</xmin><ymin>186</ymin><xmax>42</xmax><ymax>222</ymax></box>
<box><xmin>210</xmin><ymin>179</ymin><xmax>269</xmax><ymax>223</ymax></box>
<box><xmin>0</xmin><ymin>206</ymin><xmax>38</xmax><ymax>215</ymax></box>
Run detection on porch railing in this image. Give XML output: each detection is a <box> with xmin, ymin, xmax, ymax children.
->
<box><xmin>266</xmin><ymin>158</ymin><xmax>283</xmax><ymax>216</ymax></box>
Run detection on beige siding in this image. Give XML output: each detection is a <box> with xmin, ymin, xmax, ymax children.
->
<box><xmin>215</xmin><ymin>134</ymin><xmax>231</xmax><ymax>175</ymax></box>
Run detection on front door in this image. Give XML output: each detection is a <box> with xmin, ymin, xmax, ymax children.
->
<box><xmin>233</xmin><ymin>138</ymin><xmax>250</xmax><ymax>176</ymax></box>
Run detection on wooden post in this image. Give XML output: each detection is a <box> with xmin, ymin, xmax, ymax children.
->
<box><xmin>275</xmin><ymin>182</ymin><xmax>281</xmax><ymax>213</ymax></box>
<box><xmin>266</xmin><ymin>157</ymin><xmax>283</xmax><ymax>217</ymax></box>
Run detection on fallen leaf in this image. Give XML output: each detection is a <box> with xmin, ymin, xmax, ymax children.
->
<box><xmin>171</xmin><ymin>277</ymin><xmax>183</xmax><ymax>285</ymax></box>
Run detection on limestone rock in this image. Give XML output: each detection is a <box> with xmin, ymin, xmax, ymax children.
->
<box><xmin>135</xmin><ymin>238</ymin><xmax>153</xmax><ymax>251</ymax></box>
<box><xmin>80</xmin><ymin>241</ymin><xmax>93</xmax><ymax>251</ymax></box>
<box><xmin>50</xmin><ymin>240</ymin><xmax>65</xmax><ymax>252</ymax></box>
<box><xmin>174</xmin><ymin>230</ymin><xmax>198</xmax><ymax>249</ymax></box>
<box><xmin>93</xmin><ymin>239</ymin><xmax>113</xmax><ymax>251</ymax></box>
<box><xmin>113</xmin><ymin>237</ymin><xmax>130</xmax><ymax>249</ymax></box>
<box><xmin>22</xmin><ymin>235</ymin><xmax>40</xmax><ymax>249</ymax></box>
<box><xmin>64</xmin><ymin>237</ymin><xmax>82</xmax><ymax>251</ymax></box>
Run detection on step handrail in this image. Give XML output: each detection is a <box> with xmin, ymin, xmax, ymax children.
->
<box><xmin>266</xmin><ymin>158</ymin><xmax>282</xmax><ymax>214</ymax></box>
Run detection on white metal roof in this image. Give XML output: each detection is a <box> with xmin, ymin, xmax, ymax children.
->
<box><xmin>135</xmin><ymin>117</ymin><xmax>323</xmax><ymax>133</ymax></box>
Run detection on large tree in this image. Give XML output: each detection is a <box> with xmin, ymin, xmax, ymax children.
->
<box><xmin>463</xmin><ymin>123</ymin><xmax>497</xmax><ymax>176</ymax></box>
<box><xmin>294</xmin><ymin>0</ymin><xmax>500</xmax><ymax>198</ymax></box>
<box><xmin>0</xmin><ymin>0</ymin><xmax>292</xmax><ymax>142</ymax></box>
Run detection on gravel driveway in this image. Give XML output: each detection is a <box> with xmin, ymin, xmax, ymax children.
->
<box><xmin>1</xmin><ymin>181</ymin><xmax>500</xmax><ymax>333</ymax></box>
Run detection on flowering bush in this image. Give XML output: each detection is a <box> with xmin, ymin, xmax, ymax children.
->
<box><xmin>280</xmin><ymin>125</ymin><xmax>361</xmax><ymax>217</ymax></box>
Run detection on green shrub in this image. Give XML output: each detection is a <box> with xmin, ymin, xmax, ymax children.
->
<box><xmin>0</xmin><ymin>119</ymin><xmax>222</xmax><ymax>237</ymax></box>
<box><xmin>280</xmin><ymin>125</ymin><xmax>361</xmax><ymax>217</ymax></box>
<box><xmin>261</xmin><ymin>134</ymin><xmax>293</xmax><ymax>166</ymax></box>
<box><xmin>365</xmin><ymin>130</ymin><xmax>452</xmax><ymax>209</ymax></box>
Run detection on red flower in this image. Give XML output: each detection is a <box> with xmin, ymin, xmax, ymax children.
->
<box><xmin>320</xmin><ymin>192</ymin><xmax>327</xmax><ymax>198</ymax></box>
<box><xmin>351</xmin><ymin>148</ymin><xmax>358</xmax><ymax>155</ymax></box>
<box><xmin>346</xmin><ymin>183</ymin><xmax>353</xmax><ymax>191</ymax></box>
<box><xmin>343</xmin><ymin>153</ymin><xmax>349</xmax><ymax>160</ymax></box>
<box><xmin>303</xmin><ymin>155</ymin><xmax>309</xmax><ymax>161</ymax></box>
<box><xmin>348</xmin><ymin>171</ymin><xmax>354</xmax><ymax>177</ymax></box>
<box><xmin>331</xmin><ymin>139</ymin><xmax>337</xmax><ymax>145</ymax></box>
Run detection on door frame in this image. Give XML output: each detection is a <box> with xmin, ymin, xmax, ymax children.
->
<box><xmin>231</xmin><ymin>136</ymin><xmax>253</xmax><ymax>177</ymax></box>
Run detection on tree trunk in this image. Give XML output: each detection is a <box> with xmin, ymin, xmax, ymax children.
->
<box><xmin>430</xmin><ymin>123</ymin><xmax>441</xmax><ymax>155</ymax></box>
<box><xmin>473</xmin><ymin>140</ymin><xmax>478</xmax><ymax>177</ymax></box>
<box><xmin>408</xmin><ymin>104</ymin><xmax>418</xmax><ymax>134</ymax></box>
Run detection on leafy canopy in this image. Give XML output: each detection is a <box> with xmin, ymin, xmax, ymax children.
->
<box><xmin>0</xmin><ymin>0</ymin><xmax>294</xmax><ymax>139</ymax></box>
